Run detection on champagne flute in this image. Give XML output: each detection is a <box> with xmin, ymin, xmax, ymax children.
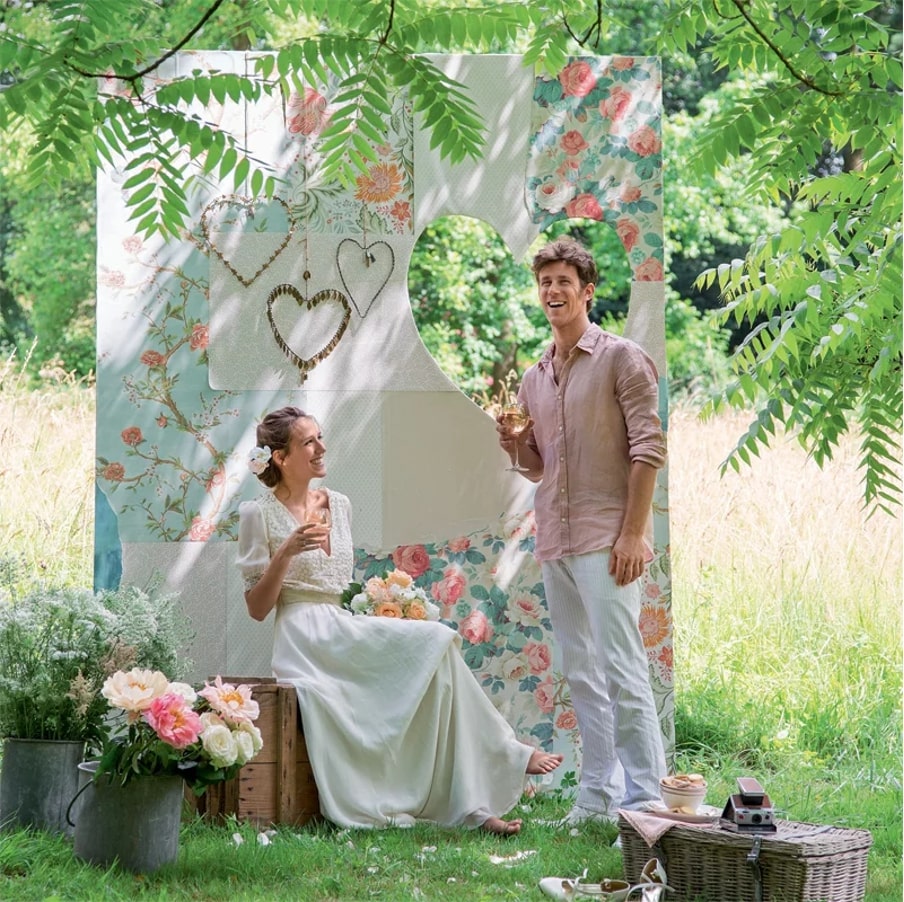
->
<box><xmin>499</xmin><ymin>402</ymin><xmax>530</xmax><ymax>472</ymax></box>
<box><xmin>305</xmin><ymin>507</ymin><xmax>332</xmax><ymax>531</ymax></box>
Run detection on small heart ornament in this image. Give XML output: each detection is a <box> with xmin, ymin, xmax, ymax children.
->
<box><xmin>266</xmin><ymin>283</ymin><xmax>351</xmax><ymax>383</ymax></box>
<box><xmin>336</xmin><ymin>238</ymin><xmax>395</xmax><ymax>318</ymax></box>
<box><xmin>201</xmin><ymin>195</ymin><xmax>295</xmax><ymax>287</ymax></box>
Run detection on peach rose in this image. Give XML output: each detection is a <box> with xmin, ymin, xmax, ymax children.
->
<box><xmin>627</xmin><ymin>125</ymin><xmax>661</xmax><ymax>157</ymax></box>
<box><xmin>561</xmin><ymin>130</ymin><xmax>589</xmax><ymax>155</ymax></box>
<box><xmin>460</xmin><ymin>610</ymin><xmax>493</xmax><ymax>645</ymax></box>
<box><xmin>612</xmin><ymin>57</ymin><xmax>635</xmax><ymax>70</ymax></box>
<box><xmin>374</xmin><ymin>601</ymin><xmax>404</xmax><ymax>618</ymax></box>
<box><xmin>386</xmin><ymin>570</ymin><xmax>413</xmax><ymax>589</ymax></box>
<box><xmin>559</xmin><ymin>60</ymin><xmax>597</xmax><ymax>97</ymax></box>
<box><xmin>615</xmin><ymin>217</ymin><xmax>640</xmax><ymax>252</ymax></box>
<box><xmin>392</xmin><ymin>544</ymin><xmax>430</xmax><ymax>578</ymax></box>
<box><xmin>405</xmin><ymin>601</ymin><xmax>428</xmax><ymax>621</ymax></box>
<box><xmin>564</xmin><ymin>193</ymin><xmax>604</xmax><ymax>220</ymax></box>
<box><xmin>634</xmin><ymin>257</ymin><xmax>664</xmax><ymax>282</ymax></box>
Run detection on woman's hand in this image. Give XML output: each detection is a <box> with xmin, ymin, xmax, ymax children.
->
<box><xmin>283</xmin><ymin>522</ymin><xmax>329</xmax><ymax>556</ymax></box>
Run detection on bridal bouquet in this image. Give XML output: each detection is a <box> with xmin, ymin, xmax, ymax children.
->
<box><xmin>341</xmin><ymin>570</ymin><xmax>440</xmax><ymax>621</ymax></box>
<box><xmin>94</xmin><ymin>669</ymin><xmax>263</xmax><ymax>794</ymax></box>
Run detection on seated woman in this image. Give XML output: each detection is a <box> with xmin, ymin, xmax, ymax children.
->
<box><xmin>237</xmin><ymin>406</ymin><xmax>562</xmax><ymax>835</ymax></box>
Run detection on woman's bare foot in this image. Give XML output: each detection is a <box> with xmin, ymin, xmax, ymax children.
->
<box><xmin>527</xmin><ymin>749</ymin><xmax>564</xmax><ymax>775</ymax></box>
<box><xmin>481</xmin><ymin>816</ymin><xmax>522</xmax><ymax>836</ymax></box>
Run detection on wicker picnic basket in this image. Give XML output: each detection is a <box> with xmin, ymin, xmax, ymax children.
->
<box><xmin>618</xmin><ymin>815</ymin><xmax>872</xmax><ymax>902</ymax></box>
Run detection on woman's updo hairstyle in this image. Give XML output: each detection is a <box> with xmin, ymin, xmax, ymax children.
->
<box><xmin>254</xmin><ymin>406</ymin><xmax>311</xmax><ymax>488</ymax></box>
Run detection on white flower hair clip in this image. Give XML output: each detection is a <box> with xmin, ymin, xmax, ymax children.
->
<box><xmin>247</xmin><ymin>445</ymin><xmax>272</xmax><ymax>475</ymax></box>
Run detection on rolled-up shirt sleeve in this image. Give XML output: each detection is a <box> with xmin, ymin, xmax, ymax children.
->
<box><xmin>617</xmin><ymin>344</ymin><xmax>667</xmax><ymax>470</ymax></box>
<box><xmin>236</xmin><ymin>501</ymin><xmax>270</xmax><ymax>592</ymax></box>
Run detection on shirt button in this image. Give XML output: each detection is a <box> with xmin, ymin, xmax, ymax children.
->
<box><xmin>560</xmin><ymin>488</ymin><xmax>565</xmax><ymax>493</ymax></box>
<box><xmin>561</xmin><ymin>517</ymin><xmax>566</xmax><ymax>523</ymax></box>
<box><xmin>558</xmin><ymin>425</ymin><xmax>563</xmax><ymax>431</ymax></box>
<box><xmin>559</xmin><ymin>456</ymin><xmax>564</xmax><ymax>462</ymax></box>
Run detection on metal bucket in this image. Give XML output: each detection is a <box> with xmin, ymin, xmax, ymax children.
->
<box><xmin>0</xmin><ymin>738</ymin><xmax>85</xmax><ymax>836</ymax></box>
<box><xmin>72</xmin><ymin>760</ymin><xmax>184</xmax><ymax>872</ymax></box>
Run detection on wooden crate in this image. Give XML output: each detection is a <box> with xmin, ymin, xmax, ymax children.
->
<box><xmin>194</xmin><ymin>678</ymin><xmax>320</xmax><ymax>827</ymax></box>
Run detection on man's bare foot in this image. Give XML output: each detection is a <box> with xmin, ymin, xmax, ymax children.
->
<box><xmin>481</xmin><ymin>816</ymin><xmax>522</xmax><ymax>836</ymax></box>
<box><xmin>527</xmin><ymin>749</ymin><xmax>564</xmax><ymax>775</ymax></box>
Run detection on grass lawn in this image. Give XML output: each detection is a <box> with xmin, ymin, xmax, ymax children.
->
<box><xmin>0</xmin><ymin>372</ymin><xmax>900</xmax><ymax>900</ymax></box>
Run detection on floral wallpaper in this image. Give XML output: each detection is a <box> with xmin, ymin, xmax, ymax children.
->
<box><xmin>353</xmin><ymin>506</ymin><xmax>675</xmax><ymax>771</ymax></box>
<box><xmin>527</xmin><ymin>56</ymin><xmax>664</xmax><ymax>281</ymax></box>
<box><xmin>94</xmin><ymin>54</ymin><xmax>673</xmax><ymax>782</ymax></box>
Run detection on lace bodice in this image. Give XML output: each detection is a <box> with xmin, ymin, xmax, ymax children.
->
<box><xmin>236</xmin><ymin>488</ymin><xmax>354</xmax><ymax>601</ymax></box>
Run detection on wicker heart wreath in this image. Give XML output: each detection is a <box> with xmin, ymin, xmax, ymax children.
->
<box><xmin>336</xmin><ymin>237</ymin><xmax>395</xmax><ymax>318</ymax></box>
<box><xmin>266</xmin><ymin>283</ymin><xmax>351</xmax><ymax>383</ymax></box>
<box><xmin>201</xmin><ymin>196</ymin><xmax>296</xmax><ymax>287</ymax></box>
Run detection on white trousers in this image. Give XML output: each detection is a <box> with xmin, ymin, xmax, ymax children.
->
<box><xmin>541</xmin><ymin>551</ymin><xmax>666</xmax><ymax>813</ymax></box>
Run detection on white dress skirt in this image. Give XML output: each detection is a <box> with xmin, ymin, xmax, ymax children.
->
<box><xmin>236</xmin><ymin>488</ymin><xmax>533</xmax><ymax>829</ymax></box>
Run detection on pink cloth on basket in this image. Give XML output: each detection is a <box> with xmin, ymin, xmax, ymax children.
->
<box><xmin>618</xmin><ymin>808</ymin><xmax>720</xmax><ymax>846</ymax></box>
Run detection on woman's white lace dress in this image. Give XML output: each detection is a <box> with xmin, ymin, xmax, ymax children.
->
<box><xmin>236</xmin><ymin>488</ymin><xmax>532</xmax><ymax>829</ymax></box>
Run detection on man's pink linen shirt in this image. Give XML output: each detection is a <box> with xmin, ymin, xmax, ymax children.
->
<box><xmin>518</xmin><ymin>324</ymin><xmax>667</xmax><ymax>563</ymax></box>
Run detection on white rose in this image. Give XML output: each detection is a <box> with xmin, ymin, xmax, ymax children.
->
<box><xmin>166</xmin><ymin>682</ymin><xmax>198</xmax><ymax>704</ymax></box>
<box><xmin>234</xmin><ymin>729</ymin><xmax>255</xmax><ymax>765</ymax></box>
<box><xmin>201</xmin><ymin>723</ymin><xmax>238</xmax><ymax>768</ymax></box>
<box><xmin>534</xmin><ymin>179</ymin><xmax>576</xmax><ymax>213</ymax></box>
<box><xmin>350</xmin><ymin>593</ymin><xmax>370</xmax><ymax>614</ymax></box>
<box><xmin>237</xmin><ymin>721</ymin><xmax>264</xmax><ymax>755</ymax></box>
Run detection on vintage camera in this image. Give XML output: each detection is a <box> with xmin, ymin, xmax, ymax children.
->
<box><xmin>721</xmin><ymin>777</ymin><xmax>776</xmax><ymax>833</ymax></box>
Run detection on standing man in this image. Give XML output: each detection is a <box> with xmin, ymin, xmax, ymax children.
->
<box><xmin>498</xmin><ymin>236</ymin><xmax>667</xmax><ymax>825</ymax></box>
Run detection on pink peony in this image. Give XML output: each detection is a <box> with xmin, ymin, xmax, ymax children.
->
<box><xmin>199</xmin><ymin>676</ymin><xmax>260</xmax><ymax>726</ymax></box>
<box><xmin>145</xmin><ymin>692</ymin><xmax>203</xmax><ymax>749</ymax></box>
<box><xmin>140</xmin><ymin>350</ymin><xmax>166</xmax><ymax>367</ymax></box>
<box><xmin>102</xmin><ymin>462</ymin><xmax>125</xmax><ymax>482</ymax></box>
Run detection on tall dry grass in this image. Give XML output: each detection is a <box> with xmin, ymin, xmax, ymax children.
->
<box><xmin>0</xmin><ymin>354</ymin><xmax>95</xmax><ymax>590</ymax></box>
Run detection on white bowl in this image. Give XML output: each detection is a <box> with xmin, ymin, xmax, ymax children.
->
<box><xmin>659</xmin><ymin>775</ymin><xmax>707</xmax><ymax>813</ymax></box>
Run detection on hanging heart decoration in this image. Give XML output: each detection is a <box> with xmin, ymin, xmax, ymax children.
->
<box><xmin>266</xmin><ymin>283</ymin><xmax>351</xmax><ymax>383</ymax></box>
<box><xmin>336</xmin><ymin>238</ymin><xmax>395</xmax><ymax>318</ymax></box>
<box><xmin>201</xmin><ymin>195</ymin><xmax>296</xmax><ymax>287</ymax></box>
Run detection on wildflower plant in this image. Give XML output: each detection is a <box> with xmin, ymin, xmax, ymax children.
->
<box><xmin>0</xmin><ymin>581</ymin><xmax>192</xmax><ymax>747</ymax></box>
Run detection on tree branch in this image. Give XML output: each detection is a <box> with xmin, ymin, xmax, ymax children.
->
<box><xmin>729</xmin><ymin>0</ymin><xmax>843</xmax><ymax>97</ymax></box>
<box><xmin>66</xmin><ymin>0</ymin><xmax>229</xmax><ymax>81</ymax></box>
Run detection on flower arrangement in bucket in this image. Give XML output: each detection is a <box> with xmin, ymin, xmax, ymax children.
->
<box><xmin>71</xmin><ymin>672</ymin><xmax>265</xmax><ymax>873</ymax></box>
<box><xmin>94</xmin><ymin>670</ymin><xmax>263</xmax><ymax>792</ymax></box>
<box><xmin>341</xmin><ymin>570</ymin><xmax>440</xmax><ymax>621</ymax></box>
<box><xmin>0</xmin><ymin>580</ymin><xmax>193</xmax><ymax>835</ymax></box>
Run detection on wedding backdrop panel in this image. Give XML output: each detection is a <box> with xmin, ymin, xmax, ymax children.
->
<box><xmin>95</xmin><ymin>53</ymin><xmax>675</xmax><ymax>778</ymax></box>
